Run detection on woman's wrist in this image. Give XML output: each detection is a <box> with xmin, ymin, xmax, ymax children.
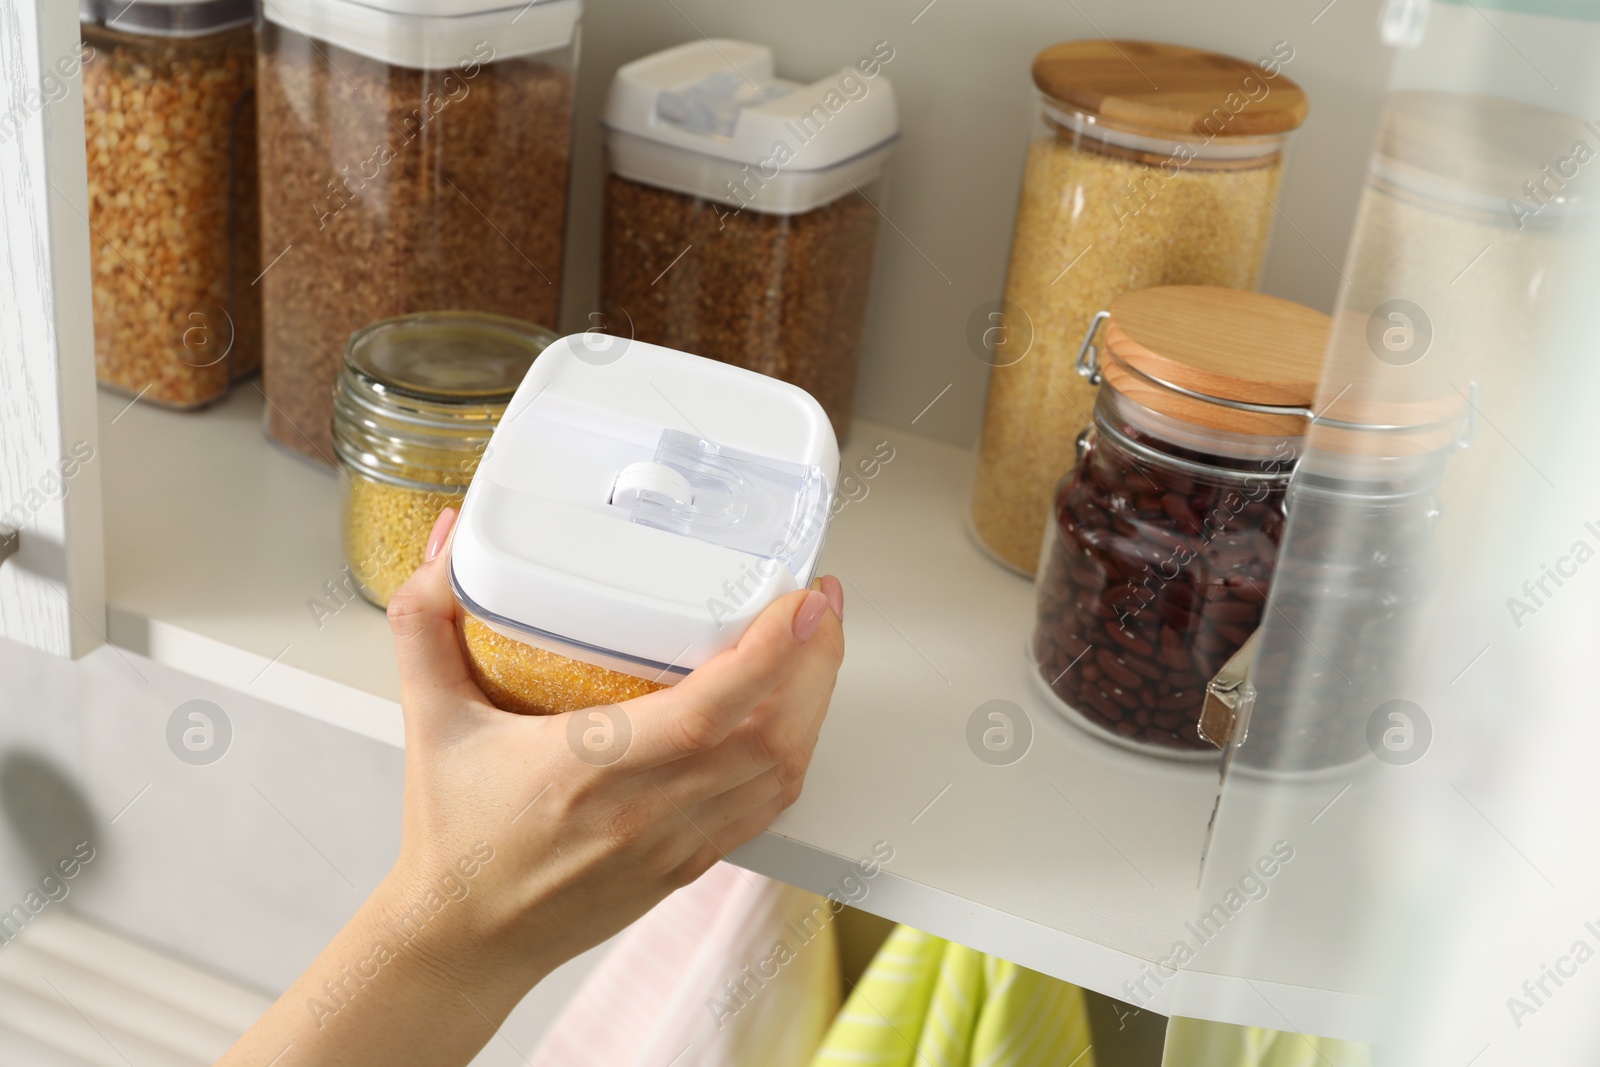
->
<box><xmin>367</xmin><ymin>848</ymin><xmax>551</xmax><ymax>1009</ymax></box>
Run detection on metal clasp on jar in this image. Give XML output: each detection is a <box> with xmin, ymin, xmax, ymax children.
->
<box><xmin>1074</xmin><ymin>310</ymin><xmax>1112</xmax><ymax>385</ymax></box>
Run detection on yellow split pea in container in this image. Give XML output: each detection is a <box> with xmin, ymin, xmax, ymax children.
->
<box><xmin>332</xmin><ymin>312</ymin><xmax>554</xmax><ymax>607</ymax></box>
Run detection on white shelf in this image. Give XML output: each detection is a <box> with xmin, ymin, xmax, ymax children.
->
<box><xmin>99</xmin><ymin>387</ymin><xmax>1377</xmax><ymax>1039</ymax></box>
<box><xmin>103</xmin><ymin>389</ymin><xmax>405</xmax><ymax>745</ymax></box>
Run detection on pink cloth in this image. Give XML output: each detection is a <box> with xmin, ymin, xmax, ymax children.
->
<box><xmin>529</xmin><ymin>863</ymin><xmax>842</xmax><ymax>1067</ymax></box>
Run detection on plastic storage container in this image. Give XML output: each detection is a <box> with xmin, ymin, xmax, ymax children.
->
<box><xmin>973</xmin><ymin>39</ymin><xmax>1309</xmax><ymax>575</ymax></box>
<box><xmin>332</xmin><ymin>312</ymin><xmax>552</xmax><ymax>609</ymax></box>
<box><xmin>600</xmin><ymin>39</ymin><xmax>899</xmax><ymax>440</ymax></box>
<box><xmin>81</xmin><ymin>0</ymin><xmax>261</xmax><ymax>409</ymax></box>
<box><xmin>451</xmin><ymin>336</ymin><xmax>840</xmax><ymax>716</ymax></box>
<box><xmin>1031</xmin><ymin>286</ymin><xmax>1327</xmax><ymax>757</ymax></box>
<box><xmin>257</xmin><ymin>0</ymin><xmax>580</xmax><ymax>463</ymax></box>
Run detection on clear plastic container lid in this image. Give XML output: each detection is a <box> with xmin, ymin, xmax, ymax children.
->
<box><xmin>451</xmin><ymin>337</ymin><xmax>840</xmax><ymax>677</ymax></box>
<box><xmin>603</xmin><ymin>39</ymin><xmax>900</xmax><ymax>214</ymax></box>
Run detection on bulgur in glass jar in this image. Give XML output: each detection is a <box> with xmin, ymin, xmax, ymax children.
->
<box><xmin>973</xmin><ymin>39</ymin><xmax>1308</xmax><ymax>574</ymax></box>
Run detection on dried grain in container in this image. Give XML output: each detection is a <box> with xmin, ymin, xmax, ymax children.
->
<box><xmin>1031</xmin><ymin>286</ymin><xmax>1326</xmax><ymax>758</ymax></box>
<box><xmin>258</xmin><ymin>0</ymin><xmax>580</xmax><ymax>463</ymax></box>
<box><xmin>600</xmin><ymin>39</ymin><xmax>899</xmax><ymax>441</ymax></box>
<box><xmin>332</xmin><ymin>312</ymin><xmax>553</xmax><ymax>608</ymax></box>
<box><xmin>450</xmin><ymin>336</ymin><xmax>839</xmax><ymax>716</ymax></box>
<box><xmin>81</xmin><ymin>0</ymin><xmax>261</xmax><ymax>409</ymax></box>
<box><xmin>973</xmin><ymin>40</ymin><xmax>1308</xmax><ymax>574</ymax></box>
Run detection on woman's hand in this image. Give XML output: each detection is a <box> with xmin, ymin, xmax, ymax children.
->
<box><xmin>220</xmin><ymin>508</ymin><xmax>845</xmax><ymax>1066</ymax></box>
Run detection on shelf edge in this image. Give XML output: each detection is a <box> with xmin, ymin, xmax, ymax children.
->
<box><xmin>107</xmin><ymin>605</ymin><xmax>404</xmax><ymax>747</ymax></box>
<box><xmin>730</xmin><ymin>832</ymin><xmax>1380</xmax><ymax>1041</ymax></box>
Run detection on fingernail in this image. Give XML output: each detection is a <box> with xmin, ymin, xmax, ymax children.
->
<box><xmin>820</xmin><ymin>575</ymin><xmax>844</xmax><ymax>622</ymax></box>
<box><xmin>425</xmin><ymin>507</ymin><xmax>458</xmax><ymax>563</ymax></box>
<box><xmin>793</xmin><ymin>589</ymin><xmax>829</xmax><ymax>643</ymax></box>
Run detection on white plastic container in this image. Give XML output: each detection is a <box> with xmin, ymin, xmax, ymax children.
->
<box><xmin>600</xmin><ymin>39</ymin><xmax>899</xmax><ymax>439</ymax></box>
<box><xmin>451</xmin><ymin>336</ymin><xmax>841</xmax><ymax>716</ymax></box>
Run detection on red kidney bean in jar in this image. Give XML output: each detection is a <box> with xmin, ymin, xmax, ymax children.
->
<box><xmin>1034</xmin><ymin>408</ymin><xmax>1293</xmax><ymax>752</ymax></box>
<box><xmin>1029</xmin><ymin>285</ymin><xmax>1329</xmax><ymax>757</ymax></box>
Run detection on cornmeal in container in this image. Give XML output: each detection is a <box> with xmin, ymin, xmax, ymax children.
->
<box><xmin>450</xmin><ymin>337</ymin><xmax>840</xmax><ymax>716</ymax></box>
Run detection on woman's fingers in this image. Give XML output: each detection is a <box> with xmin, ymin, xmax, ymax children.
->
<box><xmin>614</xmin><ymin>581</ymin><xmax>844</xmax><ymax>769</ymax></box>
<box><xmin>388</xmin><ymin>508</ymin><xmax>484</xmax><ymax>725</ymax></box>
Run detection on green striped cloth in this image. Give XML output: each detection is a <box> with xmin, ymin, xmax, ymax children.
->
<box><xmin>1162</xmin><ymin>1017</ymin><xmax>1372</xmax><ymax>1066</ymax></box>
<box><xmin>809</xmin><ymin>926</ymin><xmax>1095</xmax><ymax>1067</ymax></box>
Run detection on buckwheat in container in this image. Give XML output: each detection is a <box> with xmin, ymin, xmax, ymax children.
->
<box><xmin>601</xmin><ymin>39</ymin><xmax>898</xmax><ymax>440</ymax></box>
<box><xmin>450</xmin><ymin>336</ymin><xmax>841</xmax><ymax>716</ymax></box>
<box><xmin>258</xmin><ymin>0</ymin><xmax>581</xmax><ymax>463</ymax></box>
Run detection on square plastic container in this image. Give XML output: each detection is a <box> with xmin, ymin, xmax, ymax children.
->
<box><xmin>450</xmin><ymin>335</ymin><xmax>840</xmax><ymax>716</ymax></box>
<box><xmin>600</xmin><ymin>39</ymin><xmax>898</xmax><ymax>441</ymax></box>
<box><xmin>256</xmin><ymin>0</ymin><xmax>580</xmax><ymax>463</ymax></box>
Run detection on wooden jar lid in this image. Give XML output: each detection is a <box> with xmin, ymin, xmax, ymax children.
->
<box><xmin>1031</xmin><ymin>40</ymin><xmax>1308</xmax><ymax>139</ymax></box>
<box><xmin>1101</xmin><ymin>286</ymin><xmax>1329</xmax><ymax>437</ymax></box>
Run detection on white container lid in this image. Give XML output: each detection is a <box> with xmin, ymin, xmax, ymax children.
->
<box><xmin>451</xmin><ymin>337</ymin><xmax>840</xmax><ymax>678</ymax></box>
<box><xmin>81</xmin><ymin>0</ymin><xmax>254</xmax><ymax>36</ymax></box>
<box><xmin>603</xmin><ymin>39</ymin><xmax>899</xmax><ymax>214</ymax></box>
<box><xmin>263</xmin><ymin>0</ymin><xmax>580</xmax><ymax>70</ymax></box>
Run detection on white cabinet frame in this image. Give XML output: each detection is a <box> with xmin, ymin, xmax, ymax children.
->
<box><xmin>0</xmin><ymin>0</ymin><xmax>105</xmax><ymax>658</ymax></box>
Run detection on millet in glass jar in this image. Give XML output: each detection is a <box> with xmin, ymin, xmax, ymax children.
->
<box><xmin>341</xmin><ymin>471</ymin><xmax>463</xmax><ymax>608</ymax></box>
<box><xmin>973</xmin><ymin>140</ymin><xmax>1283</xmax><ymax>574</ymax></box>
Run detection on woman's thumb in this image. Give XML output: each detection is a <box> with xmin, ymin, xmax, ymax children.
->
<box><xmin>387</xmin><ymin>508</ymin><xmax>477</xmax><ymax>713</ymax></box>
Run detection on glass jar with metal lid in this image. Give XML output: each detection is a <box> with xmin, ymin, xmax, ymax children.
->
<box><xmin>972</xmin><ymin>39</ymin><xmax>1309</xmax><ymax>575</ymax></box>
<box><xmin>332</xmin><ymin>312</ymin><xmax>553</xmax><ymax>608</ymax></box>
<box><xmin>80</xmin><ymin>0</ymin><xmax>261</xmax><ymax>409</ymax></box>
<box><xmin>1031</xmin><ymin>285</ymin><xmax>1327</xmax><ymax>757</ymax></box>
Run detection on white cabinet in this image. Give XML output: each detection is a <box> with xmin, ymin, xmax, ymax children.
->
<box><xmin>0</xmin><ymin>0</ymin><xmax>104</xmax><ymax>660</ymax></box>
<box><xmin>0</xmin><ymin>0</ymin><xmax>1400</xmax><ymax>1045</ymax></box>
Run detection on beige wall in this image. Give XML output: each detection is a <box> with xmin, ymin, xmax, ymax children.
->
<box><xmin>559</xmin><ymin>0</ymin><xmax>1395</xmax><ymax>446</ymax></box>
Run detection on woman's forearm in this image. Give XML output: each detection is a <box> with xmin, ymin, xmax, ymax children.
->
<box><xmin>218</xmin><ymin>864</ymin><xmax>548</xmax><ymax>1066</ymax></box>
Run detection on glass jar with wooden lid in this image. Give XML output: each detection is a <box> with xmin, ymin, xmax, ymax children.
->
<box><xmin>973</xmin><ymin>39</ymin><xmax>1309</xmax><ymax>575</ymax></box>
<box><xmin>1031</xmin><ymin>285</ymin><xmax>1328</xmax><ymax>757</ymax></box>
<box><xmin>332</xmin><ymin>311</ymin><xmax>554</xmax><ymax>608</ymax></box>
